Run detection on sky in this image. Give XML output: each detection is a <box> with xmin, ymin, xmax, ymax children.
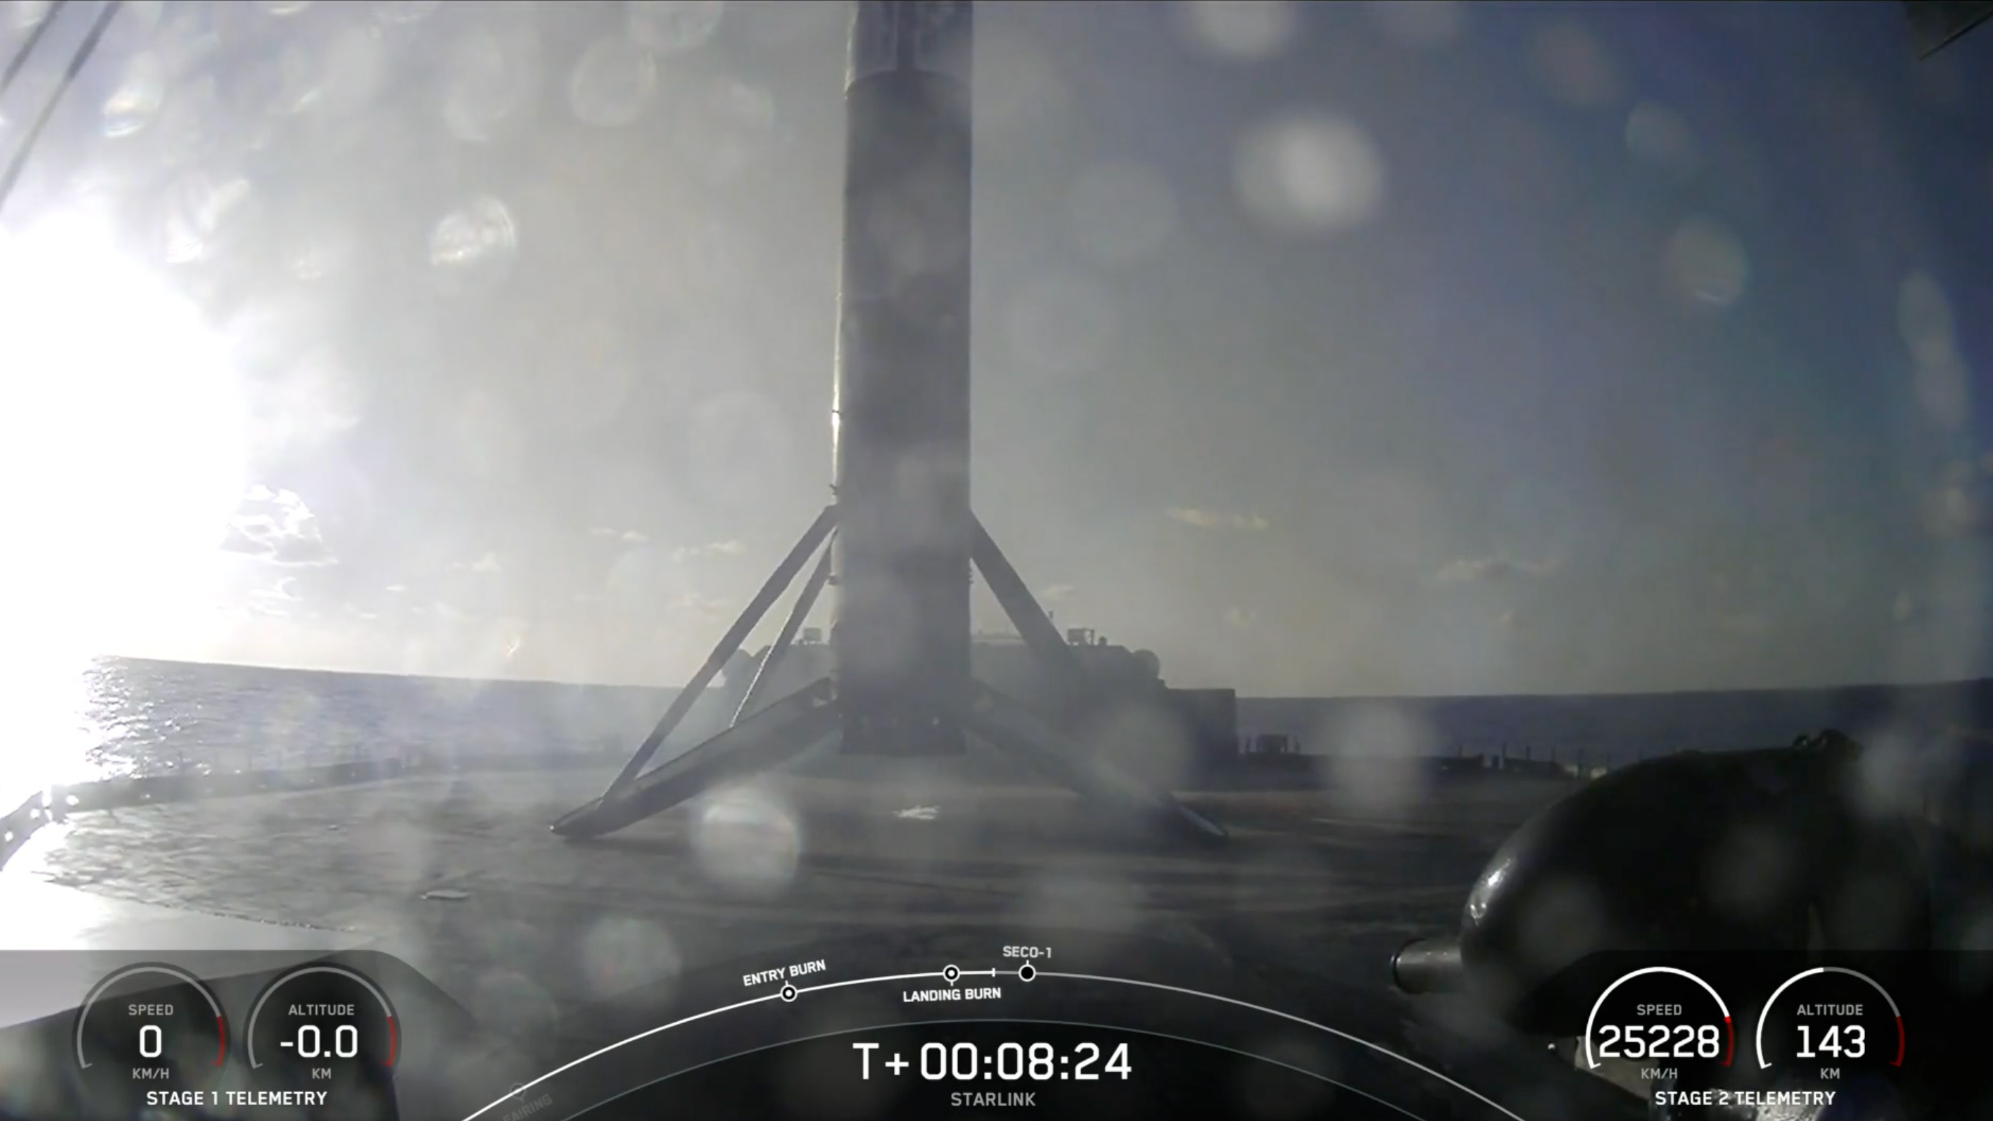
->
<box><xmin>1</xmin><ymin>0</ymin><xmax>1991</xmax><ymax>697</ymax></box>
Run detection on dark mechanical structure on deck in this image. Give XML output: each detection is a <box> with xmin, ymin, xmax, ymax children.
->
<box><xmin>553</xmin><ymin>0</ymin><xmax>1228</xmax><ymax>844</ymax></box>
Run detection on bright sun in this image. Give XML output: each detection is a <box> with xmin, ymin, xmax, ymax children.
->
<box><xmin>0</xmin><ymin>208</ymin><xmax>249</xmax><ymax>799</ymax></box>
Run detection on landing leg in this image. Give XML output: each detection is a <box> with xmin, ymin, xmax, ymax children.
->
<box><xmin>550</xmin><ymin>507</ymin><xmax>1228</xmax><ymax>845</ymax></box>
<box><xmin>731</xmin><ymin>543</ymin><xmax>834</xmax><ymax>726</ymax></box>
<box><xmin>969</xmin><ymin>514</ymin><xmax>1090</xmax><ymax>717</ymax></box>
<box><xmin>968</xmin><ymin>514</ymin><xmax>1227</xmax><ymax>844</ymax></box>
<box><xmin>552</xmin><ymin>678</ymin><xmax>840</xmax><ymax>838</ymax></box>
<box><xmin>599</xmin><ymin>505</ymin><xmax>835</xmax><ymax>800</ymax></box>
<box><xmin>962</xmin><ymin>678</ymin><xmax>1228</xmax><ymax>845</ymax></box>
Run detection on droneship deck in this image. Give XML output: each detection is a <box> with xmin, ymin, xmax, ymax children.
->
<box><xmin>3</xmin><ymin>763</ymin><xmax>1576</xmax><ymax>1037</ymax></box>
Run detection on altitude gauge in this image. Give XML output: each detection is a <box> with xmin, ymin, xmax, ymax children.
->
<box><xmin>245</xmin><ymin>963</ymin><xmax>400</xmax><ymax>1119</ymax></box>
<box><xmin>74</xmin><ymin>963</ymin><xmax>228</xmax><ymax>1113</ymax></box>
<box><xmin>1755</xmin><ymin>967</ymin><xmax>1904</xmax><ymax>1078</ymax></box>
<box><xmin>1584</xmin><ymin>967</ymin><xmax>1733</xmax><ymax>1075</ymax></box>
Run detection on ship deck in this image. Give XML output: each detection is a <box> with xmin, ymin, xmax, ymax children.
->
<box><xmin>7</xmin><ymin>768</ymin><xmax>1572</xmax><ymax>976</ymax></box>
<box><xmin>1</xmin><ymin>768</ymin><xmax>1577</xmax><ymax>1081</ymax></box>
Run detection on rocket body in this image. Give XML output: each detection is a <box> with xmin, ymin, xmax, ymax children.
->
<box><xmin>830</xmin><ymin>0</ymin><xmax>975</xmax><ymax>754</ymax></box>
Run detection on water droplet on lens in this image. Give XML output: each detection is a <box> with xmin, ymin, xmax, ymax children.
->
<box><xmin>1175</xmin><ymin>0</ymin><xmax>1298</xmax><ymax>62</ymax></box>
<box><xmin>442</xmin><ymin>26</ymin><xmax>542</xmax><ymax>143</ymax></box>
<box><xmin>1897</xmin><ymin>272</ymin><xmax>1956</xmax><ymax>366</ymax></box>
<box><xmin>285</xmin><ymin>224</ymin><xmax>352</xmax><ymax>281</ymax></box>
<box><xmin>1625</xmin><ymin>101</ymin><xmax>1700</xmax><ymax>178</ymax></box>
<box><xmin>706</xmin><ymin>76</ymin><xmax>775</xmax><ymax>133</ymax></box>
<box><xmin>372</xmin><ymin>0</ymin><xmax>440</xmax><ymax>24</ymax></box>
<box><xmin>161</xmin><ymin>172</ymin><xmax>253</xmax><ymax>264</ymax></box>
<box><xmin>570</xmin><ymin>37</ymin><xmax>656</xmax><ymax>127</ymax></box>
<box><xmin>1664</xmin><ymin>215</ymin><xmax>1748</xmax><ymax>308</ymax></box>
<box><xmin>1528</xmin><ymin>23</ymin><xmax>1622</xmax><ymax>110</ymax></box>
<box><xmin>627</xmin><ymin>0</ymin><xmax>724</xmax><ymax>57</ymax></box>
<box><xmin>429</xmin><ymin>196</ymin><xmax>519</xmax><ymax>297</ymax></box>
<box><xmin>102</xmin><ymin>54</ymin><xmax>166</xmax><ymax>138</ymax></box>
<box><xmin>1234</xmin><ymin>112</ymin><xmax>1388</xmax><ymax>235</ymax></box>
<box><xmin>319</xmin><ymin>27</ymin><xmax>389</xmax><ymax>117</ymax></box>
<box><xmin>1365</xmin><ymin>0</ymin><xmax>1466</xmax><ymax>49</ymax></box>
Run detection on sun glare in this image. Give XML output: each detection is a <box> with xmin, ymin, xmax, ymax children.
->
<box><xmin>0</xmin><ymin>210</ymin><xmax>249</xmax><ymax>804</ymax></box>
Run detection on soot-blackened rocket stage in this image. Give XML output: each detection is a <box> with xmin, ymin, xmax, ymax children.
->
<box><xmin>552</xmin><ymin>0</ymin><xmax>1226</xmax><ymax>844</ymax></box>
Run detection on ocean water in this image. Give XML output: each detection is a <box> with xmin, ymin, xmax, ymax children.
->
<box><xmin>4</xmin><ymin>657</ymin><xmax>1989</xmax><ymax>815</ymax></box>
<box><xmin>0</xmin><ymin>657</ymin><xmax>708</xmax><ymax>811</ymax></box>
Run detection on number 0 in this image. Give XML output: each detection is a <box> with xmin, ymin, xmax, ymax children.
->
<box><xmin>138</xmin><ymin>1024</ymin><xmax>162</xmax><ymax>1059</ymax></box>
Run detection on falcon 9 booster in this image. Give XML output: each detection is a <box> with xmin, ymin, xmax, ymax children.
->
<box><xmin>555</xmin><ymin>0</ymin><xmax>1225</xmax><ymax>846</ymax></box>
<box><xmin>831</xmin><ymin>1</ymin><xmax>975</xmax><ymax>756</ymax></box>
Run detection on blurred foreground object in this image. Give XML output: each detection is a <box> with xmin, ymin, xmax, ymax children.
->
<box><xmin>1393</xmin><ymin>731</ymin><xmax>1931</xmax><ymax>1030</ymax></box>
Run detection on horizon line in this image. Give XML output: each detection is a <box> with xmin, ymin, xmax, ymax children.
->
<box><xmin>89</xmin><ymin>653</ymin><xmax>1993</xmax><ymax>703</ymax></box>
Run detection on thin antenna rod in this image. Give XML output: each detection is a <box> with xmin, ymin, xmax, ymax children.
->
<box><xmin>0</xmin><ymin>0</ymin><xmax>72</xmax><ymax>101</ymax></box>
<box><xmin>0</xmin><ymin>0</ymin><xmax>122</xmax><ymax>220</ymax></box>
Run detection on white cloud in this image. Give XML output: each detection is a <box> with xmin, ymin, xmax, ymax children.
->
<box><xmin>1435</xmin><ymin>554</ymin><xmax>1562</xmax><ymax>584</ymax></box>
<box><xmin>591</xmin><ymin>527</ymin><xmax>746</xmax><ymax>560</ymax></box>
<box><xmin>589</xmin><ymin>526</ymin><xmax>659</xmax><ymax>544</ymax></box>
<box><xmin>470</xmin><ymin>551</ymin><xmax>503</xmax><ymax>573</ymax></box>
<box><xmin>671</xmin><ymin>539</ymin><xmax>749</xmax><ymax>560</ymax></box>
<box><xmin>245</xmin><ymin>577</ymin><xmax>303</xmax><ymax>615</ymax></box>
<box><xmin>1167</xmin><ymin>507</ymin><xmax>1269</xmax><ymax>532</ymax></box>
<box><xmin>220</xmin><ymin>485</ymin><xmax>335</xmax><ymax>565</ymax></box>
<box><xmin>1223</xmin><ymin>606</ymin><xmax>1260</xmax><ymax>630</ymax></box>
<box><xmin>672</xmin><ymin>592</ymin><xmax>730</xmax><ymax>615</ymax></box>
<box><xmin>244</xmin><ymin>598</ymin><xmax>288</xmax><ymax>619</ymax></box>
<box><xmin>1040</xmin><ymin>584</ymin><xmax>1076</xmax><ymax>602</ymax></box>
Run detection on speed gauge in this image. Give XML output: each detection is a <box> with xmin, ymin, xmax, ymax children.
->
<box><xmin>73</xmin><ymin>963</ymin><xmax>228</xmax><ymax>1115</ymax></box>
<box><xmin>1584</xmin><ymin>967</ymin><xmax>1733</xmax><ymax>1073</ymax></box>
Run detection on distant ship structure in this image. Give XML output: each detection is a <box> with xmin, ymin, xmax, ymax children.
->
<box><xmin>708</xmin><ymin>624</ymin><xmax>1594</xmax><ymax>788</ymax></box>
